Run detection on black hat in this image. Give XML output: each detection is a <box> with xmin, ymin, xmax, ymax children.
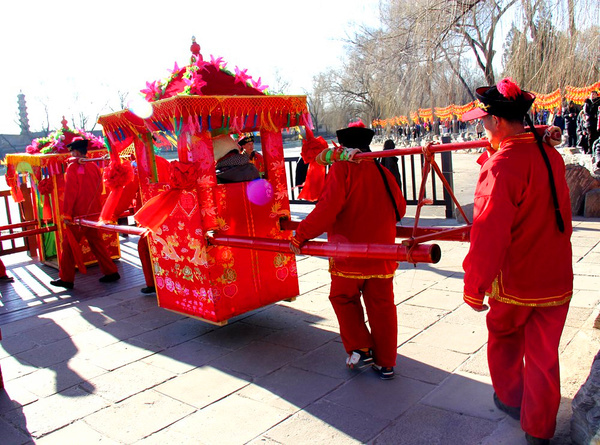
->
<box><xmin>461</xmin><ymin>78</ymin><xmax>535</xmax><ymax>122</ymax></box>
<box><xmin>336</xmin><ymin>122</ymin><xmax>374</xmax><ymax>150</ymax></box>
<box><xmin>238</xmin><ymin>135</ymin><xmax>254</xmax><ymax>147</ymax></box>
<box><xmin>67</xmin><ymin>138</ymin><xmax>89</xmax><ymax>155</ymax></box>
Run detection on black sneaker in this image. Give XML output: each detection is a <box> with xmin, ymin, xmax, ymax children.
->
<box><xmin>99</xmin><ymin>272</ymin><xmax>120</xmax><ymax>283</ymax></box>
<box><xmin>140</xmin><ymin>286</ymin><xmax>156</xmax><ymax>294</ymax></box>
<box><xmin>346</xmin><ymin>349</ymin><xmax>374</xmax><ymax>369</ymax></box>
<box><xmin>50</xmin><ymin>279</ymin><xmax>74</xmax><ymax>289</ymax></box>
<box><xmin>525</xmin><ymin>433</ymin><xmax>549</xmax><ymax>445</ymax></box>
<box><xmin>493</xmin><ymin>392</ymin><xmax>521</xmax><ymax>420</ymax></box>
<box><xmin>372</xmin><ymin>365</ymin><xmax>395</xmax><ymax>380</ymax></box>
<box><xmin>0</xmin><ymin>275</ymin><xmax>14</xmax><ymax>283</ymax></box>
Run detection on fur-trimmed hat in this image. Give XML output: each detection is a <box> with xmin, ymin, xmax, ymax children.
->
<box><xmin>461</xmin><ymin>78</ymin><xmax>535</xmax><ymax>122</ymax></box>
<box><xmin>67</xmin><ymin>138</ymin><xmax>89</xmax><ymax>155</ymax></box>
<box><xmin>336</xmin><ymin>120</ymin><xmax>374</xmax><ymax>151</ymax></box>
<box><xmin>238</xmin><ymin>134</ymin><xmax>254</xmax><ymax>147</ymax></box>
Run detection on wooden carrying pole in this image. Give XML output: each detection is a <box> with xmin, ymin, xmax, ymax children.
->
<box><xmin>209</xmin><ymin>234</ymin><xmax>441</xmax><ymax>264</ymax></box>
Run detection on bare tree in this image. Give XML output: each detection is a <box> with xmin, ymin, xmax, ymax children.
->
<box><xmin>307</xmin><ymin>0</ymin><xmax>599</xmax><ymax>126</ymax></box>
<box><xmin>269</xmin><ymin>69</ymin><xmax>291</xmax><ymax>95</ymax></box>
<box><xmin>503</xmin><ymin>0</ymin><xmax>599</xmax><ymax>91</ymax></box>
<box><xmin>108</xmin><ymin>90</ymin><xmax>130</xmax><ymax>112</ymax></box>
<box><xmin>305</xmin><ymin>73</ymin><xmax>329</xmax><ymax>133</ymax></box>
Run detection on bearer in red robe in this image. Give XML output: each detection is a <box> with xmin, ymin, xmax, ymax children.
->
<box><xmin>290</xmin><ymin>121</ymin><xmax>406</xmax><ymax>380</ymax></box>
<box><xmin>461</xmin><ymin>78</ymin><xmax>573</xmax><ymax>445</ymax></box>
<box><xmin>50</xmin><ymin>139</ymin><xmax>120</xmax><ymax>289</ymax></box>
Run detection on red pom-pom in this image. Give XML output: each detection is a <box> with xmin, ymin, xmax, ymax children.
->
<box><xmin>348</xmin><ymin>120</ymin><xmax>366</xmax><ymax>128</ymax></box>
<box><xmin>103</xmin><ymin>160</ymin><xmax>135</xmax><ymax>190</ymax></box>
<box><xmin>497</xmin><ymin>77</ymin><xmax>522</xmax><ymax>100</ymax></box>
<box><xmin>38</xmin><ymin>178</ymin><xmax>54</xmax><ymax>195</ymax></box>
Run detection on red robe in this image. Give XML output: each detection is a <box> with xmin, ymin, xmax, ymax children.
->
<box><xmin>62</xmin><ymin>158</ymin><xmax>104</xmax><ymax>219</ymax></box>
<box><xmin>295</xmin><ymin>160</ymin><xmax>406</xmax><ymax>278</ymax></box>
<box><xmin>463</xmin><ymin>133</ymin><xmax>573</xmax><ymax>307</ymax></box>
<box><xmin>59</xmin><ymin>158</ymin><xmax>117</xmax><ymax>282</ymax></box>
<box><xmin>463</xmin><ymin>132</ymin><xmax>573</xmax><ymax>439</ymax></box>
<box><xmin>295</xmin><ymin>159</ymin><xmax>406</xmax><ymax>367</ymax></box>
<box><xmin>249</xmin><ymin>151</ymin><xmax>265</xmax><ymax>176</ymax></box>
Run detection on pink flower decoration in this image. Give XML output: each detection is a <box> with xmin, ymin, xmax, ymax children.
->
<box><xmin>209</xmin><ymin>55</ymin><xmax>225</xmax><ymax>69</ymax></box>
<box><xmin>141</xmin><ymin>81</ymin><xmax>161</xmax><ymax>102</ymax></box>
<box><xmin>195</xmin><ymin>58</ymin><xmax>210</xmax><ymax>72</ymax></box>
<box><xmin>497</xmin><ymin>77</ymin><xmax>522</xmax><ymax>100</ymax></box>
<box><xmin>168</xmin><ymin>62</ymin><xmax>180</xmax><ymax>75</ymax></box>
<box><xmin>193</xmin><ymin>78</ymin><xmax>207</xmax><ymax>94</ymax></box>
<box><xmin>251</xmin><ymin>77</ymin><xmax>269</xmax><ymax>92</ymax></box>
<box><xmin>234</xmin><ymin>66</ymin><xmax>252</xmax><ymax>85</ymax></box>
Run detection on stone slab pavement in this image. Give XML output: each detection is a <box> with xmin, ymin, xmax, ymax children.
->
<box><xmin>0</xmin><ymin>151</ymin><xmax>598</xmax><ymax>444</ymax></box>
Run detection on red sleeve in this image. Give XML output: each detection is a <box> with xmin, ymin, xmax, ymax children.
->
<box><xmin>295</xmin><ymin>163</ymin><xmax>348</xmax><ymax>243</ymax></box>
<box><xmin>62</xmin><ymin>163</ymin><xmax>79</xmax><ymax>219</ymax></box>
<box><xmin>463</xmin><ymin>156</ymin><xmax>522</xmax><ymax>304</ymax></box>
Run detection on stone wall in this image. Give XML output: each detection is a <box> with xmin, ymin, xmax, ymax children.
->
<box><xmin>572</xmin><ymin>351</ymin><xmax>600</xmax><ymax>445</ymax></box>
<box><xmin>565</xmin><ymin>164</ymin><xmax>600</xmax><ymax>216</ymax></box>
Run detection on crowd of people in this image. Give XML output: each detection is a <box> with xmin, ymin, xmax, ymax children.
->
<box><xmin>535</xmin><ymin>92</ymin><xmax>599</xmax><ymax>164</ymax></box>
<box><xmin>374</xmin><ymin>91</ymin><xmax>600</xmax><ymax>175</ymax></box>
<box><xmin>375</xmin><ymin>118</ymin><xmax>471</xmax><ymax>145</ymax></box>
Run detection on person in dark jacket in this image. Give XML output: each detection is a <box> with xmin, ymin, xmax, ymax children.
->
<box><xmin>577</xmin><ymin>109</ymin><xmax>589</xmax><ymax>153</ymax></box>
<box><xmin>563</xmin><ymin>101</ymin><xmax>579</xmax><ymax>148</ymax></box>
<box><xmin>380</xmin><ymin>139</ymin><xmax>402</xmax><ymax>191</ymax></box>
<box><xmin>583</xmin><ymin>91</ymin><xmax>600</xmax><ymax>150</ymax></box>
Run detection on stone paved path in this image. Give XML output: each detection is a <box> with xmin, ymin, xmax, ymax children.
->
<box><xmin>0</xmin><ymin>151</ymin><xmax>598</xmax><ymax>444</ymax></box>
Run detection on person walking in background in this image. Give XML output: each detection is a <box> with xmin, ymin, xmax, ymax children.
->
<box><xmin>583</xmin><ymin>90</ymin><xmax>600</xmax><ymax>151</ymax></box>
<box><xmin>50</xmin><ymin>139</ymin><xmax>120</xmax><ymax>289</ymax></box>
<box><xmin>577</xmin><ymin>109</ymin><xmax>589</xmax><ymax>153</ymax></box>
<box><xmin>380</xmin><ymin>139</ymin><xmax>402</xmax><ymax>192</ymax></box>
<box><xmin>552</xmin><ymin>107</ymin><xmax>565</xmax><ymax>136</ymax></box>
<box><xmin>290</xmin><ymin>121</ymin><xmax>406</xmax><ymax>380</ymax></box>
<box><xmin>564</xmin><ymin>101</ymin><xmax>579</xmax><ymax>148</ymax></box>
<box><xmin>461</xmin><ymin>78</ymin><xmax>573</xmax><ymax>445</ymax></box>
<box><xmin>475</xmin><ymin>120</ymin><xmax>484</xmax><ymax>138</ymax></box>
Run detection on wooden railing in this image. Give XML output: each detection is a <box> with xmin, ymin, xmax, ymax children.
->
<box><xmin>0</xmin><ymin>189</ymin><xmax>34</xmax><ymax>256</ymax></box>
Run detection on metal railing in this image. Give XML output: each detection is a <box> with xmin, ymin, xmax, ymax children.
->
<box><xmin>284</xmin><ymin>152</ymin><xmax>455</xmax><ymax>218</ymax></box>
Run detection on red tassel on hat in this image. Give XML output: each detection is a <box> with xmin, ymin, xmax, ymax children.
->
<box><xmin>497</xmin><ymin>78</ymin><xmax>522</xmax><ymax>100</ymax></box>
<box><xmin>348</xmin><ymin>119</ymin><xmax>366</xmax><ymax>128</ymax></box>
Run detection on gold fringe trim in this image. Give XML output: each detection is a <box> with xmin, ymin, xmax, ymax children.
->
<box><xmin>329</xmin><ymin>260</ymin><xmax>395</xmax><ymax>279</ymax></box>
<box><xmin>486</xmin><ymin>273</ymin><xmax>573</xmax><ymax>307</ymax></box>
<box><xmin>488</xmin><ymin>293</ymin><xmax>572</xmax><ymax>307</ymax></box>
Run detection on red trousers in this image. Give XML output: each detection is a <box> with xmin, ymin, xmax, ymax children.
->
<box><xmin>0</xmin><ymin>259</ymin><xmax>6</xmax><ymax>277</ymax></box>
<box><xmin>487</xmin><ymin>298</ymin><xmax>570</xmax><ymax>439</ymax></box>
<box><xmin>59</xmin><ymin>226</ymin><xmax>118</xmax><ymax>282</ymax></box>
<box><xmin>138</xmin><ymin>235</ymin><xmax>154</xmax><ymax>287</ymax></box>
<box><xmin>329</xmin><ymin>275</ymin><xmax>397</xmax><ymax>367</ymax></box>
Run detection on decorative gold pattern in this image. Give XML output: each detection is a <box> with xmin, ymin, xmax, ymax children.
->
<box><xmin>486</xmin><ymin>274</ymin><xmax>572</xmax><ymax>307</ymax></box>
